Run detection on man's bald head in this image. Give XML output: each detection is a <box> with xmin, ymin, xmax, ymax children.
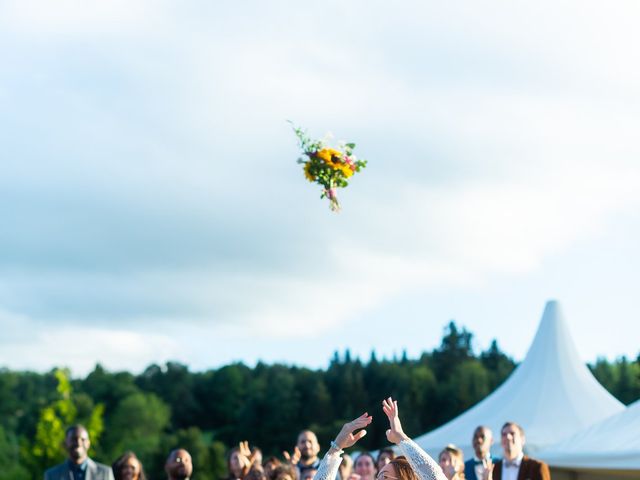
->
<box><xmin>165</xmin><ymin>448</ymin><xmax>193</xmax><ymax>480</ymax></box>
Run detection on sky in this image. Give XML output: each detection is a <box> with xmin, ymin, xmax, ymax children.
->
<box><xmin>1</xmin><ymin>1</ymin><xmax>639</xmax><ymax>377</ymax></box>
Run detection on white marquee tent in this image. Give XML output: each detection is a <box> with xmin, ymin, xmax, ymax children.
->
<box><xmin>539</xmin><ymin>398</ymin><xmax>640</xmax><ymax>479</ymax></box>
<box><xmin>412</xmin><ymin>300</ymin><xmax>624</xmax><ymax>459</ymax></box>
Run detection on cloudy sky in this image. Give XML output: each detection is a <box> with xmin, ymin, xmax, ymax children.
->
<box><xmin>1</xmin><ymin>1</ymin><xmax>639</xmax><ymax>376</ymax></box>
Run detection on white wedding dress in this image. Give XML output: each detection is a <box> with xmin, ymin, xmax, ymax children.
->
<box><xmin>314</xmin><ymin>438</ymin><xmax>447</xmax><ymax>480</ymax></box>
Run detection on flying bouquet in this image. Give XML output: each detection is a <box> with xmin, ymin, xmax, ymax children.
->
<box><xmin>291</xmin><ymin>123</ymin><xmax>367</xmax><ymax>212</ymax></box>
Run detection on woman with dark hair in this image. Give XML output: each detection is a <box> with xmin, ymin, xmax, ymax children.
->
<box><xmin>354</xmin><ymin>452</ymin><xmax>377</xmax><ymax>480</ymax></box>
<box><xmin>269</xmin><ymin>464</ymin><xmax>298</xmax><ymax>480</ymax></box>
<box><xmin>112</xmin><ymin>451</ymin><xmax>147</xmax><ymax>480</ymax></box>
<box><xmin>314</xmin><ymin>397</ymin><xmax>448</xmax><ymax>480</ymax></box>
<box><xmin>263</xmin><ymin>456</ymin><xmax>282</xmax><ymax>479</ymax></box>
<box><xmin>376</xmin><ymin>447</ymin><xmax>396</xmax><ymax>471</ymax></box>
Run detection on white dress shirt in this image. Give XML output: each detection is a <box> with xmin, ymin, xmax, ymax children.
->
<box><xmin>473</xmin><ymin>455</ymin><xmax>491</xmax><ymax>480</ymax></box>
<box><xmin>501</xmin><ymin>453</ymin><xmax>524</xmax><ymax>480</ymax></box>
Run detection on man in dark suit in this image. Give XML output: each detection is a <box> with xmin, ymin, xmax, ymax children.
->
<box><xmin>492</xmin><ymin>422</ymin><xmax>550</xmax><ymax>480</ymax></box>
<box><xmin>464</xmin><ymin>425</ymin><xmax>499</xmax><ymax>480</ymax></box>
<box><xmin>44</xmin><ymin>424</ymin><xmax>114</xmax><ymax>480</ymax></box>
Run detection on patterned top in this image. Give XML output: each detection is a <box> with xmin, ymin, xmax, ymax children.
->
<box><xmin>314</xmin><ymin>439</ymin><xmax>447</xmax><ymax>480</ymax></box>
<box><xmin>398</xmin><ymin>438</ymin><xmax>448</xmax><ymax>480</ymax></box>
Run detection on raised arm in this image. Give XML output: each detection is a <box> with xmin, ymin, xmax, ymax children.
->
<box><xmin>382</xmin><ymin>397</ymin><xmax>447</xmax><ymax>480</ymax></box>
<box><xmin>314</xmin><ymin>413</ymin><xmax>373</xmax><ymax>480</ymax></box>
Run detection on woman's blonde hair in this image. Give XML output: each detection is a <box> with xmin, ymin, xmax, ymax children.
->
<box><xmin>438</xmin><ymin>444</ymin><xmax>465</xmax><ymax>479</ymax></box>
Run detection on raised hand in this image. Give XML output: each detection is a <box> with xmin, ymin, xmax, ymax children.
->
<box><xmin>333</xmin><ymin>412</ymin><xmax>373</xmax><ymax>450</ymax></box>
<box><xmin>239</xmin><ymin>441</ymin><xmax>252</xmax><ymax>460</ymax></box>
<box><xmin>283</xmin><ymin>446</ymin><xmax>301</xmax><ymax>465</ymax></box>
<box><xmin>481</xmin><ymin>458</ymin><xmax>494</xmax><ymax>480</ymax></box>
<box><xmin>382</xmin><ymin>397</ymin><xmax>409</xmax><ymax>445</ymax></box>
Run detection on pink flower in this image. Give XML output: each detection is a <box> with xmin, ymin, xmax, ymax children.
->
<box><xmin>344</xmin><ymin>155</ymin><xmax>356</xmax><ymax>171</ymax></box>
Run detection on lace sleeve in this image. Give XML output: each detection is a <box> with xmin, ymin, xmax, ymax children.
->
<box><xmin>313</xmin><ymin>450</ymin><xmax>343</xmax><ymax>480</ymax></box>
<box><xmin>398</xmin><ymin>439</ymin><xmax>447</xmax><ymax>480</ymax></box>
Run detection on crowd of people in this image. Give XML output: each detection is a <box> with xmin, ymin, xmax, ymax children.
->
<box><xmin>44</xmin><ymin>397</ymin><xmax>550</xmax><ymax>480</ymax></box>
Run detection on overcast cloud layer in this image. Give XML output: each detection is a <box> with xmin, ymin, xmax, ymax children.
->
<box><xmin>1</xmin><ymin>1</ymin><xmax>640</xmax><ymax>375</ymax></box>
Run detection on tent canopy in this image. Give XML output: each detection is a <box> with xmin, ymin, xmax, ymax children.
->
<box><xmin>539</xmin><ymin>397</ymin><xmax>640</xmax><ymax>470</ymax></box>
<box><xmin>412</xmin><ymin>300</ymin><xmax>624</xmax><ymax>460</ymax></box>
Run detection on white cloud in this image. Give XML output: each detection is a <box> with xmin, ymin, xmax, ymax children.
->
<box><xmin>0</xmin><ymin>313</ymin><xmax>180</xmax><ymax>375</ymax></box>
<box><xmin>2</xmin><ymin>1</ymin><xmax>640</xmax><ymax>371</ymax></box>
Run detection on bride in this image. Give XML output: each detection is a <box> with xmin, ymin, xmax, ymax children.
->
<box><xmin>314</xmin><ymin>397</ymin><xmax>448</xmax><ymax>480</ymax></box>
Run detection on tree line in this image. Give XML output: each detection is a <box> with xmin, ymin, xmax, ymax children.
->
<box><xmin>1</xmin><ymin>322</ymin><xmax>638</xmax><ymax>479</ymax></box>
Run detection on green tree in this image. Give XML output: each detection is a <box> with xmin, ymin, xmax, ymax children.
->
<box><xmin>102</xmin><ymin>391</ymin><xmax>171</xmax><ymax>467</ymax></box>
<box><xmin>0</xmin><ymin>425</ymin><xmax>30</xmax><ymax>480</ymax></box>
<box><xmin>31</xmin><ymin>369</ymin><xmax>78</xmax><ymax>469</ymax></box>
<box><xmin>29</xmin><ymin>369</ymin><xmax>106</xmax><ymax>476</ymax></box>
<box><xmin>480</xmin><ymin>340</ymin><xmax>516</xmax><ymax>390</ymax></box>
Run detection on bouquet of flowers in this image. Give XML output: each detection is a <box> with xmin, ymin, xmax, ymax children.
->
<box><xmin>291</xmin><ymin>123</ymin><xmax>367</xmax><ymax>212</ymax></box>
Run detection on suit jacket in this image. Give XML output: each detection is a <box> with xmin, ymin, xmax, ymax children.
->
<box><xmin>492</xmin><ymin>456</ymin><xmax>550</xmax><ymax>480</ymax></box>
<box><xmin>44</xmin><ymin>458</ymin><xmax>114</xmax><ymax>480</ymax></box>
<box><xmin>463</xmin><ymin>456</ymin><xmax>499</xmax><ymax>480</ymax></box>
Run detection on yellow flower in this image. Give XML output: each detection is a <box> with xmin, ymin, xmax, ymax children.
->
<box><xmin>304</xmin><ymin>162</ymin><xmax>316</xmax><ymax>181</ymax></box>
<box><xmin>340</xmin><ymin>165</ymin><xmax>354</xmax><ymax>178</ymax></box>
<box><xmin>315</xmin><ymin>148</ymin><xmax>343</xmax><ymax>164</ymax></box>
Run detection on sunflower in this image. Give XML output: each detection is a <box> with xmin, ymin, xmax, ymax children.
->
<box><xmin>315</xmin><ymin>148</ymin><xmax>343</xmax><ymax>164</ymax></box>
<box><xmin>304</xmin><ymin>162</ymin><xmax>316</xmax><ymax>181</ymax></box>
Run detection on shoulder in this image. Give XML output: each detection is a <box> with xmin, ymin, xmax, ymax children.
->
<box><xmin>88</xmin><ymin>458</ymin><xmax>115</xmax><ymax>477</ymax></box>
<box><xmin>522</xmin><ymin>456</ymin><xmax>546</xmax><ymax>467</ymax></box>
<box><xmin>522</xmin><ymin>456</ymin><xmax>550</xmax><ymax>473</ymax></box>
<box><xmin>96</xmin><ymin>461</ymin><xmax>113</xmax><ymax>471</ymax></box>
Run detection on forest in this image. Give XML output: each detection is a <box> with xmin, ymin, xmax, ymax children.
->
<box><xmin>1</xmin><ymin>322</ymin><xmax>638</xmax><ymax>479</ymax></box>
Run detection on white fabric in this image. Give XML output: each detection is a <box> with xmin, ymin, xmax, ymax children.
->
<box><xmin>501</xmin><ymin>453</ymin><xmax>523</xmax><ymax>480</ymax></box>
<box><xmin>313</xmin><ymin>450</ymin><xmax>343</xmax><ymax>480</ymax></box>
<box><xmin>473</xmin><ymin>460</ymin><xmax>485</xmax><ymax>480</ymax></box>
<box><xmin>412</xmin><ymin>300</ymin><xmax>624</xmax><ymax>460</ymax></box>
<box><xmin>501</xmin><ymin>462</ymin><xmax>518</xmax><ymax>480</ymax></box>
<box><xmin>539</xmin><ymin>397</ymin><xmax>640</xmax><ymax>470</ymax></box>
<box><xmin>313</xmin><ymin>440</ymin><xmax>447</xmax><ymax>480</ymax></box>
<box><xmin>398</xmin><ymin>439</ymin><xmax>448</xmax><ymax>480</ymax></box>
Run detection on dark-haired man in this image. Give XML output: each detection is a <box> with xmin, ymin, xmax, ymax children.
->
<box><xmin>44</xmin><ymin>425</ymin><xmax>114</xmax><ymax>480</ymax></box>
<box><xmin>493</xmin><ymin>422</ymin><xmax>550</xmax><ymax>480</ymax></box>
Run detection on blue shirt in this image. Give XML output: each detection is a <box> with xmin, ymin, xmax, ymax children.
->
<box><xmin>68</xmin><ymin>459</ymin><xmax>89</xmax><ymax>480</ymax></box>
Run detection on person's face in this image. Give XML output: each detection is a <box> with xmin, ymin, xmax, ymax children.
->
<box><xmin>230</xmin><ymin>451</ymin><xmax>244</xmax><ymax>477</ymax></box>
<box><xmin>376</xmin><ymin>464</ymin><xmax>398</xmax><ymax>480</ymax></box>
<box><xmin>120</xmin><ymin>456</ymin><xmax>141</xmax><ymax>480</ymax></box>
<box><xmin>354</xmin><ymin>455</ymin><xmax>376</xmax><ymax>480</ymax></box>
<box><xmin>166</xmin><ymin>449</ymin><xmax>193</xmax><ymax>480</ymax></box>
<box><xmin>340</xmin><ymin>456</ymin><xmax>353</xmax><ymax>479</ymax></box>
<box><xmin>65</xmin><ymin>428</ymin><xmax>90</xmax><ymax>464</ymax></box>
<box><xmin>297</xmin><ymin>431</ymin><xmax>320</xmax><ymax>460</ymax></box>
<box><xmin>376</xmin><ymin>453</ymin><xmax>393</xmax><ymax>471</ymax></box>
<box><xmin>438</xmin><ymin>452</ymin><xmax>460</xmax><ymax>480</ymax></box>
<box><xmin>472</xmin><ymin>427</ymin><xmax>493</xmax><ymax>458</ymax></box>
<box><xmin>501</xmin><ymin>425</ymin><xmax>525</xmax><ymax>460</ymax></box>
